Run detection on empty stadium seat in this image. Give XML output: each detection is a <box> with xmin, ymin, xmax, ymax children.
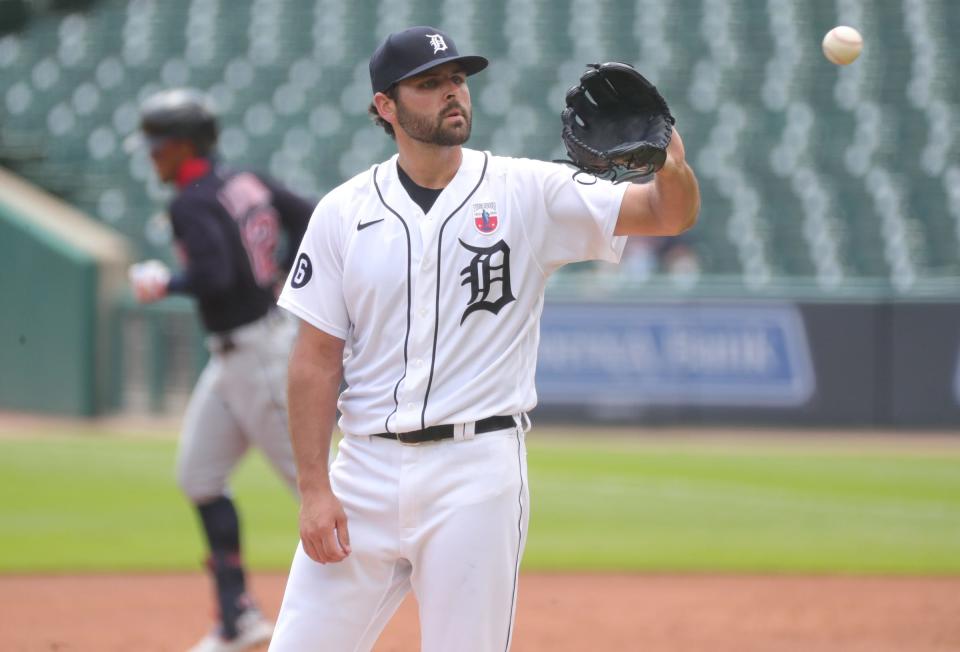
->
<box><xmin>0</xmin><ymin>0</ymin><xmax>957</xmax><ymax>291</ymax></box>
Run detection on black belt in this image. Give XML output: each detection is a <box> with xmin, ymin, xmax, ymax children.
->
<box><xmin>373</xmin><ymin>415</ymin><xmax>516</xmax><ymax>444</ymax></box>
<box><xmin>210</xmin><ymin>333</ymin><xmax>236</xmax><ymax>353</ymax></box>
<box><xmin>210</xmin><ymin>311</ymin><xmax>280</xmax><ymax>354</ymax></box>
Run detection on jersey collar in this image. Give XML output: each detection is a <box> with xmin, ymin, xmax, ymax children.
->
<box><xmin>382</xmin><ymin>148</ymin><xmax>486</xmax><ymax>215</ymax></box>
<box><xmin>175</xmin><ymin>157</ymin><xmax>212</xmax><ymax>189</ymax></box>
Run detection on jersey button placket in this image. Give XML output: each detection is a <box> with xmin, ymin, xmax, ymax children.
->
<box><xmin>419</xmin><ymin>208</ymin><xmax>434</xmax><ymax>241</ymax></box>
<box><xmin>401</xmin><ymin>256</ymin><xmax>437</xmax><ymax>429</ymax></box>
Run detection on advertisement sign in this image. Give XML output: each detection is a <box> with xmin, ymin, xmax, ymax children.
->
<box><xmin>536</xmin><ymin>302</ymin><xmax>815</xmax><ymax>408</ymax></box>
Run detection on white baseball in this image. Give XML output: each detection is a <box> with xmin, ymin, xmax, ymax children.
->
<box><xmin>822</xmin><ymin>26</ymin><xmax>863</xmax><ymax>65</ymax></box>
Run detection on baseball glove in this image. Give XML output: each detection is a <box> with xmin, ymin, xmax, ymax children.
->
<box><xmin>560</xmin><ymin>62</ymin><xmax>675</xmax><ymax>183</ymax></box>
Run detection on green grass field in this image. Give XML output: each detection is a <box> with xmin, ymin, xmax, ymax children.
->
<box><xmin>1</xmin><ymin>430</ymin><xmax>959</xmax><ymax>574</ymax></box>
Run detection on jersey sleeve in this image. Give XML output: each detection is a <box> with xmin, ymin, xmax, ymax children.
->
<box><xmin>262</xmin><ymin>176</ymin><xmax>315</xmax><ymax>271</ymax></box>
<box><xmin>166</xmin><ymin>195</ymin><xmax>236</xmax><ymax>296</ymax></box>
<box><xmin>277</xmin><ymin>194</ymin><xmax>349</xmax><ymax>340</ymax></box>
<box><xmin>515</xmin><ymin>159</ymin><xmax>629</xmax><ymax>273</ymax></box>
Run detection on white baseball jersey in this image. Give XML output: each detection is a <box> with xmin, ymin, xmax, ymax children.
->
<box><xmin>278</xmin><ymin>147</ymin><xmax>628</xmax><ymax>435</ymax></box>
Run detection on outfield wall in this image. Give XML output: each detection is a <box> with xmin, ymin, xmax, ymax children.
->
<box><xmin>121</xmin><ymin>293</ymin><xmax>960</xmax><ymax>428</ymax></box>
<box><xmin>0</xmin><ymin>167</ymin><xmax>131</xmax><ymax>415</ymax></box>
<box><xmin>534</xmin><ymin>299</ymin><xmax>960</xmax><ymax>428</ymax></box>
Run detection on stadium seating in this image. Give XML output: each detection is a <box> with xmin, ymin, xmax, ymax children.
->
<box><xmin>1</xmin><ymin>0</ymin><xmax>957</xmax><ymax>293</ymax></box>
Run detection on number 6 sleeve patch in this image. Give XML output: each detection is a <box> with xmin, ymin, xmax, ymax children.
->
<box><xmin>290</xmin><ymin>253</ymin><xmax>313</xmax><ymax>288</ymax></box>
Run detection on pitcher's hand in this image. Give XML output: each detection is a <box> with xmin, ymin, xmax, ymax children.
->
<box><xmin>299</xmin><ymin>486</ymin><xmax>351</xmax><ymax>563</ymax></box>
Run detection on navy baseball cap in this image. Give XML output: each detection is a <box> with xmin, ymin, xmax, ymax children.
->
<box><xmin>369</xmin><ymin>26</ymin><xmax>488</xmax><ymax>94</ymax></box>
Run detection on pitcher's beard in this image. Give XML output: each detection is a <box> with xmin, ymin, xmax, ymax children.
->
<box><xmin>397</xmin><ymin>103</ymin><xmax>472</xmax><ymax>146</ymax></box>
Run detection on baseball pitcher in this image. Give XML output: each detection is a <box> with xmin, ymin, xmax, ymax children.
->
<box><xmin>270</xmin><ymin>26</ymin><xmax>699</xmax><ymax>651</ymax></box>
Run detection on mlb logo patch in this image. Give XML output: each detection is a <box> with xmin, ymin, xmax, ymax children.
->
<box><xmin>473</xmin><ymin>201</ymin><xmax>499</xmax><ymax>235</ymax></box>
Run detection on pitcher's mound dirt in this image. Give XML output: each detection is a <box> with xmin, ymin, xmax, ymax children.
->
<box><xmin>2</xmin><ymin>572</ymin><xmax>959</xmax><ymax>651</ymax></box>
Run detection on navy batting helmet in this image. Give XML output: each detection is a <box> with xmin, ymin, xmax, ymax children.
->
<box><xmin>138</xmin><ymin>88</ymin><xmax>218</xmax><ymax>155</ymax></box>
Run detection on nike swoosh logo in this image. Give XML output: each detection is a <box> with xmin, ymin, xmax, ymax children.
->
<box><xmin>357</xmin><ymin>219</ymin><xmax>385</xmax><ymax>231</ymax></box>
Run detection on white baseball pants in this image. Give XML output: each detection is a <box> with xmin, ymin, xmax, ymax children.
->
<box><xmin>270</xmin><ymin>424</ymin><xmax>530</xmax><ymax>652</ymax></box>
<box><xmin>176</xmin><ymin>311</ymin><xmax>299</xmax><ymax>502</ymax></box>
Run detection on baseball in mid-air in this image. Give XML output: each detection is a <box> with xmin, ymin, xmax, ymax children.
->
<box><xmin>822</xmin><ymin>26</ymin><xmax>863</xmax><ymax>65</ymax></box>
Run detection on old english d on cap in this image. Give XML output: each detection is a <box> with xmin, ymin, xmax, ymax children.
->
<box><xmin>369</xmin><ymin>26</ymin><xmax>489</xmax><ymax>94</ymax></box>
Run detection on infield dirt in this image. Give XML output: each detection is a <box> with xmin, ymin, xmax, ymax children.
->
<box><xmin>2</xmin><ymin>572</ymin><xmax>959</xmax><ymax>651</ymax></box>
